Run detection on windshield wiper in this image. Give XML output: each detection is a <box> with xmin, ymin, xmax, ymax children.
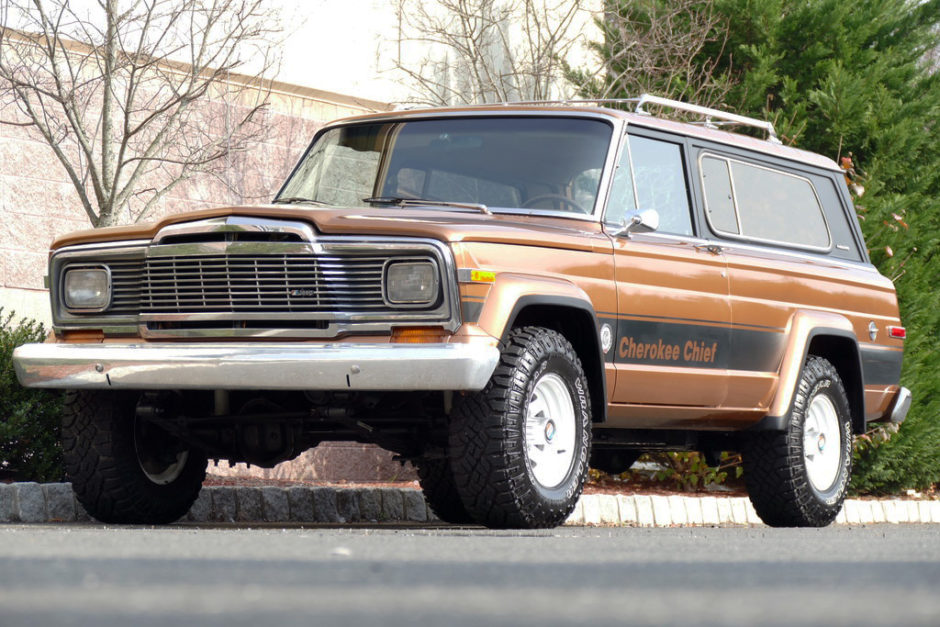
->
<box><xmin>363</xmin><ymin>196</ymin><xmax>491</xmax><ymax>215</ymax></box>
<box><xmin>272</xmin><ymin>196</ymin><xmax>329</xmax><ymax>206</ymax></box>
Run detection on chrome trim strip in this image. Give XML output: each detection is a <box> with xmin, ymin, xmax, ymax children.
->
<box><xmin>632</xmin><ymin>232</ymin><xmax>877</xmax><ymax>273</ymax></box>
<box><xmin>51</xmin><ymin>240</ymin><xmax>152</xmax><ymax>252</ymax></box>
<box><xmin>13</xmin><ymin>341</ymin><xmax>500</xmax><ymax>391</ymax></box>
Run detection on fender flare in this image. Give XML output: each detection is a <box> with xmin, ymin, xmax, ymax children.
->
<box><xmin>752</xmin><ymin>310</ymin><xmax>864</xmax><ymax>432</ymax></box>
<box><xmin>476</xmin><ymin>274</ymin><xmax>607</xmax><ymax>422</ymax></box>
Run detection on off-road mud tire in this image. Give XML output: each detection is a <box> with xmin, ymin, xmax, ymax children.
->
<box><xmin>743</xmin><ymin>356</ymin><xmax>852</xmax><ymax>527</ymax></box>
<box><xmin>62</xmin><ymin>390</ymin><xmax>207</xmax><ymax>524</ymax></box>
<box><xmin>415</xmin><ymin>458</ymin><xmax>474</xmax><ymax>524</ymax></box>
<box><xmin>448</xmin><ymin>326</ymin><xmax>591</xmax><ymax>529</ymax></box>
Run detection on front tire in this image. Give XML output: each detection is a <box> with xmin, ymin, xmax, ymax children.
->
<box><xmin>449</xmin><ymin>327</ymin><xmax>591</xmax><ymax>529</ymax></box>
<box><xmin>415</xmin><ymin>457</ymin><xmax>474</xmax><ymax>524</ymax></box>
<box><xmin>62</xmin><ymin>390</ymin><xmax>207</xmax><ymax>524</ymax></box>
<box><xmin>743</xmin><ymin>357</ymin><xmax>852</xmax><ymax>527</ymax></box>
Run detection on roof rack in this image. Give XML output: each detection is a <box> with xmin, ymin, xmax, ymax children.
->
<box><xmin>629</xmin><ymin>94</ymin><xmax>781</xmax><ymax>144</ymax></box>
<box><xmin>497</xmin><ymin>93</ymin><xmax>782</xmax><ymax>144</ymax></box>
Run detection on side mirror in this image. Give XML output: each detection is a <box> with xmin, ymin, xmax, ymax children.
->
<box><xmin>611</xmin><ymin>208</ymin><xmax>659</xmax><ymax>238</ymax></box>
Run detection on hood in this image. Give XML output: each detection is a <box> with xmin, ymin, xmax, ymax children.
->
<box><xmin>51</xmin><ymin>205</ymin><xmax>609</xmax><ymax>253</ymax></box>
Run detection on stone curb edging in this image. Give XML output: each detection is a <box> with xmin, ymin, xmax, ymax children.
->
<box><xmin>2</xmin><ymin>482</ymin><xmax>939</xmax><ymax>526</ymax></box>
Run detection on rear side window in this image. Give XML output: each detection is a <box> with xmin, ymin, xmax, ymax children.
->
<box><xmin>700</xmin><ymin>157</ymin><xmax>738</xmax><ymax>234</ymax></box>
<box><xmin>700</xmin><ymin>155</ymin><xmax>831</xmax><ymax>250</ymax></box>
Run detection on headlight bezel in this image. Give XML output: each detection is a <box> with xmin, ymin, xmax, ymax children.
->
<box><xmin>62</xmin><ymin>264</ymin><xmax>113</xmax><ymax>312</ymax></box>
<box><xmin>383</xmin><ymin>259</ymin><xmax>441</xmax><ymax>307</ymax></box>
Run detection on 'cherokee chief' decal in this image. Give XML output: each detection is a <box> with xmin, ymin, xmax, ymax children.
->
<box><xmin>602</xmin><ymin>316</ymin><xmax>785</xmax><ymax>372</ymax></box>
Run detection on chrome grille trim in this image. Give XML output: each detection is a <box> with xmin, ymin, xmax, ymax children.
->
<box><xmin>50</xmin><ymin>232</ymin><xmax>460</xmax><ymax>338</ymax></box>
<box><xmin>140</xmin><ymin>254</ymin><xmax>388</xmax><ymax>313</ymax></box>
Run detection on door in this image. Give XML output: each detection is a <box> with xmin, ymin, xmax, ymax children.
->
<box><xmin>605</xmin><ymin>131</ymin><xmax>731</xmax><ymax>409</ymax></box>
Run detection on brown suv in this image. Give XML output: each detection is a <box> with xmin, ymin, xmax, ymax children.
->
<box><xmin>14</xmin><ymin>95</ymin><xmax>910</xmax><ymax>528</ymax></box>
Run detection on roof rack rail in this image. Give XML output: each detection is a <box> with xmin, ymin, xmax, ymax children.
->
<box><xmin>629</xmin><ymin>94</ymin><xmax>781</xmax><ymax>144</ymax></box>
<box><xmin>497</xmin><ymin>94</ymin><xmax>782</xmax><ymax>144</ymax></box>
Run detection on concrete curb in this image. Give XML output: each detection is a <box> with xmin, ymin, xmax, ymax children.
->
<box><xmin>2</xmin><ymin>482</ymin><xmax>939</xmax><ymax>526</ymax></box>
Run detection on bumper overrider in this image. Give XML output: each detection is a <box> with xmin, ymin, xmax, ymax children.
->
<box><xmin>13</xmin><ymin>342</ymin><xmax>501</xmax><ymax>391</ymax></box>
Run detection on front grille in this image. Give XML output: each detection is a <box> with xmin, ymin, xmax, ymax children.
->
<box><xmin>108</xmin><ymin>259</ymin><xmax>146</xmax><ymax>315</ymax></box>
<box><xmin>141</xmin><ymin>254</ymin><xmax>389</xmax><ymax>313</ymax></box>
<box><xmin>53</xmin><ymin>233</ymin><xmax>455</xmax><ymax>337</ymax></box>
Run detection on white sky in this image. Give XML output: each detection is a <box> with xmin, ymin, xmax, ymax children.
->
<box><xmin>272</xmin><ymin>0</ymin><xmax>406</xmax><ymax>102</ymax></box>
<box><xmin>9</xmin><ymin>0</ymin><xmax>600</xmax><ymax>104</ymax></box>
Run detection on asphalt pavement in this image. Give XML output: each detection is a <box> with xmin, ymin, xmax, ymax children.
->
<box><xmin>0</xmin><ymin>523</ymin><xmax>937</xmax><ymax>626</ymax></box>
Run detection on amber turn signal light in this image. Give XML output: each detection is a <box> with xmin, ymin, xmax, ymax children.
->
<box><xmin>390</xmin><ymin>327</ymin><xmax>448</xmax><ymax>343</ymax></box>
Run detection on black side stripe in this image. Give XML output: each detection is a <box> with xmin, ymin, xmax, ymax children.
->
<box><xmin>598</xmin><ymin>317</ymin><xmax>784</xmax><ymax>372</ymax></box>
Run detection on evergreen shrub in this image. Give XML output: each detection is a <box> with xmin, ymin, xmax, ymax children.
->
<box><xmin>0</xmin><ymin>309</ymin><xmax>64</xmax><ymax>482</ymax></box>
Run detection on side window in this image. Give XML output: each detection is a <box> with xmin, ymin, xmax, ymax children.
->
<box><xmin>604</xmin><ymin>136</ymin><xmax>637</xmax><ymax>226</ymax></box>
<box><xmin>700</xmin><ymin>154</ymin><xmax>831</xmax><ymax>250</ymax></box>
<box><xmin>630</xmin><ymin>136</ymin><xmax>694</xmax><ymax>236</ymax></box>
<box><xmin>815</xmin><ymin>177</ymin><xmax>863</xmax><ymax>261</ymax></box>
<box><xmin>701</xmin><ymin>157</ymin><xmax>739</xmax><ymax>234</ymax></box>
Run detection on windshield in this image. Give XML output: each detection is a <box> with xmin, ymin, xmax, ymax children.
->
<box><xmin>276</xmin><ymin>116</ymin><xmax>613</xmax><ymax>215</ymax></box>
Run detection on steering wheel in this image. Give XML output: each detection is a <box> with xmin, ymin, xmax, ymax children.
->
<box><xmin>521</xmin><ymin>194</ymin><xmax>587</xmax><ymax>214</ymax></box>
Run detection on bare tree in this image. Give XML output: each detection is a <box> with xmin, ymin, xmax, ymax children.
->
<box><xmin>571</xmin><ymin>0</ymin><xmax>732</xmax><ymax>110</ymax></box>
<box><xmin>391</xmin><ymin>0</ymin><xmax>592</xmax><ymax>106</ymax></box>
<box><xmin>0</xmin><ymin>0</ymin><xmax>281</xmax><ymax>227</ymax></box>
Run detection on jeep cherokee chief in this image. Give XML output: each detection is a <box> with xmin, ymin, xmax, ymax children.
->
<box><xmin>13</xmin><ymin>94</ymin><xmax>911</xmax><ymax>528</ymax></box>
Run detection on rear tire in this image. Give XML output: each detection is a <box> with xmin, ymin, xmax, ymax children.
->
<box><xmin>743</xmin><ymin>357</ymin><xmax>852</xmax><ymax>527</ymax></box>
<box><xmin>62</xmin><ymin>390</ymin><xmax>207</xmax><ymax>524</ymax></box>
<box><xmin>448</xmin><ymin>327</ymin><xmax>591</xmax><ymax>529</ymax></box>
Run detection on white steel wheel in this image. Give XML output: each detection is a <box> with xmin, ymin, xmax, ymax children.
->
<box><xmin>525</xmin><ymin>372</ymin><xmax>577</xmax><ymax>489</ymax></box>
<box><xmin>447</xmin><ymin>326</ymin><xmax>591</xmax><ymax>529</ymax></box>
<box><xmin>743</xmin><ymin>356</ymin><xmax>852</xmax><ymax>527</ymax></box>
<box><xmin>803</xmin><ymin>393</ymin><xmax>842</xmax><ymax>492</ymax></box>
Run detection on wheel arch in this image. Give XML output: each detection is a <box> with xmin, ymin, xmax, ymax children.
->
<box><xmin>756</xmin><ymin>310</ymin><xmax>865</xmax><ymax>434</ymax></box>
<box><xmin>805</xmin><ymin>332</ymin><xmax>865</xmax><ymax>435</ymax></box>
<box><xmin>476</xmin><ymin>275</ymin><xmax>607</xmax><ymax>424</ymax></box>
<box><xmin>505</xmin><ymin>297</ymin><xmax>607</xmax><ymax>424</ymax></box>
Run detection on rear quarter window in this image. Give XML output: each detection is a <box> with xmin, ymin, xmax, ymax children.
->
<box><xmin>700</xmin><ymin>154</ymin><xmax>831</xmax><ymax>251</ymax></box>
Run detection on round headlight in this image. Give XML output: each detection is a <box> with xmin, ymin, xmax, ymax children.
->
<box><xmin>385</xmin><ymin>261</ymin><xmax>439</xmax><ymax>305</ymax></box>
<box><xmin>64</xmin><ymin>266</ymin><xmax>111</xmax><ymax>310</ymax></box>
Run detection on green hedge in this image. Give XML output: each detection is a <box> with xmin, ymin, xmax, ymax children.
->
<box><xmin>0</xmin><ymin>309</ymin><xmax>64</xmax><ymax>482</ymax></box>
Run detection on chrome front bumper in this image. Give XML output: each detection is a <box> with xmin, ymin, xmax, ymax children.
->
<box><xmin>13</xmin><ymin>342</ymin><xmax>500</xmax><ymax>391</ymax></box>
